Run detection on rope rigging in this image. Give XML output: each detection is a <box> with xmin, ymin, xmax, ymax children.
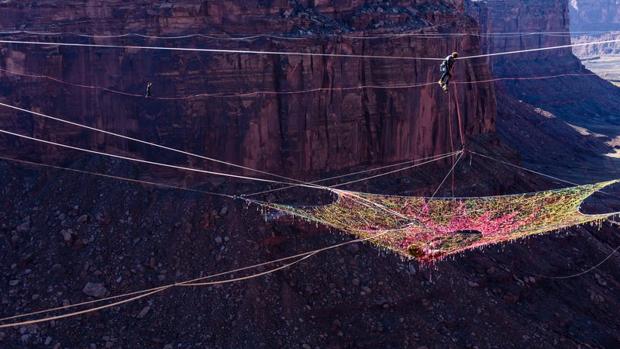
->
<box><xmin>0</xmin><ymin>37</ymin><xmax>619</xmax><ymax>61</ymax></box>
<box><xmin>1</xmin><ymin>29</ymin><xmax>617</xmax><ymax>41</ymax></box>
<box><xmin>0</xmin><ymin>66</ymin><xmax>603</xmax><ymax>100</ymax></box>
<box><xmin>0</xmin><ymin>18</ymin><xmax>618</xmax><ymax>331</ymax></box>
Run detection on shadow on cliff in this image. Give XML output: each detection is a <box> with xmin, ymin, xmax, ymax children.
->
<box><xmin>495</xmin><ymin>85</ymin><xmax>620</xmax><ymax>183</ymax></box>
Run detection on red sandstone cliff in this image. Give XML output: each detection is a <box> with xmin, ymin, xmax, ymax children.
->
<box><xmin>0</xmin><ymin>0</ymin><xmax>495</xmax><ymax>178</ymax></box>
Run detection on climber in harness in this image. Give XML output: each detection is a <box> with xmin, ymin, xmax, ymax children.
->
<box><xmin>145</xmin><ymin>82</ymin><xmax>153</xmax><ymax>98</ymax></box>
<box><xmin>438</xmin><ymin>52</ymin><xmax>458</xmax><ymax>92</ymax></box>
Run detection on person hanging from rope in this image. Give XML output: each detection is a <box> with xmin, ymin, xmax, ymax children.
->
<box><xmin>145</xmin><ymin>81</ymin><xmax>153</xmax><ymax>98</ymax></box>
<box><xmin>438</xmin><ymin>52</ymin><xmax>458</xmax><ymax>92</ymax></box>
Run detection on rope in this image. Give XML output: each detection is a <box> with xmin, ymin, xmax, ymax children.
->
<box><xmin>0</xmin><ymin>38</ymin><xmax>619</xmax><ymax>61</ymax></box>
<box><xmin>0</xmin><ymin>128</ymin><xmax>320</xmax><ymax>189</ymax></box>
<box><xmin>0</xmin><ymin>101</ymin><xmax>311</xmax><ymax>186</ymax></box>
<box><xmin>328</xmin><ymin>152</ymin><xmax>458</xmax><ymax>188</ymax></box>
<box><xmin>0</xmin><ymin>252</ymin><xmax>317</xmax><ymax>329</ymax></box>
<box><xmin>0</xmin><ymin>130</ymin><xmax>443</xmax><ymax>224</ymax></box>
<box><xmin>471</xmin><ymin>151</ymin><xmax>580</xmax><ymax>187</ymax></box>
<box><xmin>0</xmin><ymin>155</ymin><xmax>235</xmax><ymax>199</ymax></box>
<box><xmin>452</xmin><ymin>84</ymin><xmax>466</xmax><ymax>149</ymax></box>
<box><xmin>244</xmin><ymin>151</ymin><xmax>459</xmax><ymax>197</ymax></box>
<box><xmin>0</xmin><ymin>100</ymin><xmax>460</xmax><ymax>198</ymax></box>
<box><xmin>0</xmin><ymin>223</ymin><xmax>402</xmax><ymax>328</ymax></box>
<box><xmin>2</xmin><ymin>29</ymin><xmax>617</xmax><ymax>41</ymax></box>
<box><xmin>470</xmin><ymin>151</ymin><xmax>619</xmax><ymax>199</ymax></box>
<box><xmin>448</xmin><ymin>87</ymin><xmax>456</xmax><ymax>196</ymax></box>
<box><xmin>0</xmin><ymin>153</ymin><xmax>415</xmax><ymax>236</ymax></box>
<box><xmin>461</xmin><ymin>39</ymin><xmax>620</xmax><ymax>60</ymax></box>
<box><xmin>431</xmin><ymin>150</ymin><xmax>464</xmax><ymax>199</ymax></box>
<box><xmin>0</xmin><ymin>38</ymin><xmax>443</xmax><ymax>61</ymax></box>
<box><xmin>0</xmin><ymin>66</ymin><xmax>602</xmax><ymax>100</ymax></box>
<box><xmin>539</xmin><ymin>245</ymin><xmax>620</xmax><ymax>280</ymax></box>
<box><xmin>0</xmin><ymin>154</ymin><xmax>424</xmax><ymax>327</ymax></box>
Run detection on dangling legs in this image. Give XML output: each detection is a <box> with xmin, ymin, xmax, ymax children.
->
<box><xmin>438</xmin><ymin>69</ymin><xmax>448</xmax><ymax>86</ymax></box>
<box><xmin>441</xmin><ymin>73</ymin><xmax>451</xmax><ymax>92</ymax></box>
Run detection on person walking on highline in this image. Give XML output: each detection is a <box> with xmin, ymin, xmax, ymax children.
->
<box><xmin>438</xmin><ymin>52</ymin><xmax>458</xmax><ymax>92</ymax></box>
<box><xmin>145</xmin><ymin>82</ymin><xmax>153</xmax><ymax>98</ymax></box>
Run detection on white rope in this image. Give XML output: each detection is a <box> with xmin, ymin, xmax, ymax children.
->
<box><xmin>330</xmin><ymin>152</ymin><xmax>458</xmax><ymax>188</ymax></box>
<box><xmin>1</xmin><ymin>38</ymin><xmax>620</xmax><ymax>61</ymax></box>
<box><xmin>471</xmin><ymin>151</ymin><xmax>619</xmax><ymax>199</ymax></box>
<box><xmin>0</xmin><ymin>129</ymin><xmax>448</xmax><ymax>223</ymax></box>
<box><xmin>462</xmin><ymin>39</ymin><xmax>620</xmax><ymax>60</ymax></box>
<box><xmin>0</xmin><ymin>221</ymin><xmax>401</xmax><ymax>328</ymax></box>
<box><xmin>0</xmin><ymin>101</ymin><xmax>457</xmax><ymax>197</ymax></box>
<box><xmin>0</xmin><ymin>253</ymin><xmax>317</xmax><ymax>328</ymax></box>
<box><xmin>0</xmin><ymin>101</ymin><xmax>310</xmax><ymax>185</ymax></box>
<box><xmin>431</xmin><ymin>151</ymin><xmax>464</xmax><ymax>198</ymax></box>
<box><xmin>2</xmin><ymin>29</ymin><xmax>617</xmax><ymax>41</ymax></box>
<box><xmin>0</xmin><ymin>66</ymin><xmax>602</xmax><ymax>101</ymax></box>
<box><xmin>471</xmin><ymin>151</ymin><xmax>580</xmax><ymax>186</ymax></box>
<box><xmin>540</xmin><ymin>245</ymin><xmax>620</xmax><ymax>280</ymax></box>
<box><xmin>0</xmin><ymin>38</ymin><xmax>444</xmax><ymax>61</ymax></box>
<box><xmin>0</xmin><ymin>155</ymin><xmax>236</xmax><ymax>199</ymax></box>
<box><xmin>245</xmin><ymin>151</ymin><xmax>459</xmax><ymax>197</ymax></box>
<box><xmin>0</xmin><ymin>128</ymin><xmax>317</xmax><ymax>189</ymax></box>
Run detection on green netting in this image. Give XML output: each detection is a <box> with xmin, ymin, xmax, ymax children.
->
<box><xmin>266</xmin><ymin>180</ymin><xmax>619</xmax><ymax>262</ymax></box>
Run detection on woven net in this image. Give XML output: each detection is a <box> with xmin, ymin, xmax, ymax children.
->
<box><xmin>267</xmin><ymin>180</ymin><xmax>619</xmax><ymax>262</ymax></box>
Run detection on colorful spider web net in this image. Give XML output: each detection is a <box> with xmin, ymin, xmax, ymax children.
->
<box><xmin>266</xmin><ymin>180</ymin><xmax>619</xmax><ymax>262</ymax></box>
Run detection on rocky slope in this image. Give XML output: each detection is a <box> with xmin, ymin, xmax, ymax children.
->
<box><xmin>0</xmin><ymin>0</ymin><xmax>495</xmax><ymax>178</ymax></box>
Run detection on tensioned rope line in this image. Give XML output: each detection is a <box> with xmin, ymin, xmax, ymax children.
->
<box><xmin>327</xmin><ymin>152</ymin><xmax>458</xmax><ymax>189</ymax></box>
<box><xmin>1</xmin><ymin>38</ymin><xmax>620</xmax><ymax>61</ymax></box>
<box><xmin>431</xmin><ymin>151</ymin><xmax>464</xmax><ymax>199</ymax></box>
<box><xmin>0</xmin><ymin>252</ymin><xmax>319</xmax><ymax>329</ymax></box>
<box><xmin>0</xmin><ymin>153</ymin><xmax>420</xmax><ymax>237</ymax></box>
<box><xmin>0</xmin><ymin>100</ymin><xmax>458</xmax><ymax>198</ymax></box>
<box><xmin>448</xmin><ymin>87</ymin><xmax>456</xmax><ymax>196</ymax></box>
<box><xmin>0</xmin><ymin>155</ymin><xmax>236</xmax><ymax>199</ymax></box>
<box><xmin>1</xmin><ymin>29</ymin><xmax>616</xmax><ymax>41</ymax></box>
<box><xmin>0</xmin><ymin>65</ymin><xmax>602</xmax><ymax>100</ymax></box>
<box><xmin>244</xmin><ymin>151</ymin><xmax>460</xmax><ymax>197</ymax></box>
<box><xmin>0</xmin><ymin>128</ymin><xmax>441</xmax><ymax>222</ymax></box>
<box><xmin>470</xmin><ymin>151</ymin><xmax>617</xmax><ymax>198</ymax></box>
<box><xmin>7</xmin><ymin>144</ymin><xmax>451</xmax><ymax>216</ymax></box>
<box><xmin>0</xmin><ymin>38</ymin><xmax>441</xmax><ymax>61</ymax></box>
<box><xmin>0</xmin><ymin>83</ymin><xmax>454</xmax><ymax>223</ymax></box>
<box><xmin>540</xmin><ymin>245</ymin><xmax>620</xmax><ymax>280</ymax></box>
<box><xmin>0</xmin><ymin>101</ymin><xmax>317</xmax><ymax>187</ymax></box>
<box><xmin>452</xmin><ymin>84</ymin><xmax>466</xmax><ymax>149</ymax></box>
<box><xmin>0</xmin><ymin>128</ymin><xmax>318</xmax><ymax>189</ymax></box>
<box><xmin>0</xmin><ymin>213</ymin><xmax>406</xmax><ymax>328</ymax></box>
<box><xmin>471</xmin><ymin>151</ymin><xmax>580</xmax><ymax>187</ymax></box>
<box><xmin>0</xmin><ymin>154</ymin><xmax>429</xmax><ymax>327</ymax></box>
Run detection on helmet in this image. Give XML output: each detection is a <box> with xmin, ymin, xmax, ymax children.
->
<box><xmin>451</xmin><ymin>52</ymin><xmax>459</xmax><ymax>58</ymax></box>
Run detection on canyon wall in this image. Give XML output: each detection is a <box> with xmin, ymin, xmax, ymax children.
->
<box><xmin>0</xmin><ymin>0</ymin><xmax>495</xmax><ymax>178</ymax></box>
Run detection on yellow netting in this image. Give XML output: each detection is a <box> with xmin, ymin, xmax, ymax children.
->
<box><xmin>267</xmin><ymin>180</ymin><xmax>619</xmax><ymax>261</ymax></box>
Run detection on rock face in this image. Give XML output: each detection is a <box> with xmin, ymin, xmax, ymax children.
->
<box><xmin>569</xmin><ymin>0</ymin><xmax>620</xmax><ymax>31</ymax></box>
<box><xmin>0</xmin><ymin>0</ymin><xmax>495</xmax><ymax>178</ymax></box>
